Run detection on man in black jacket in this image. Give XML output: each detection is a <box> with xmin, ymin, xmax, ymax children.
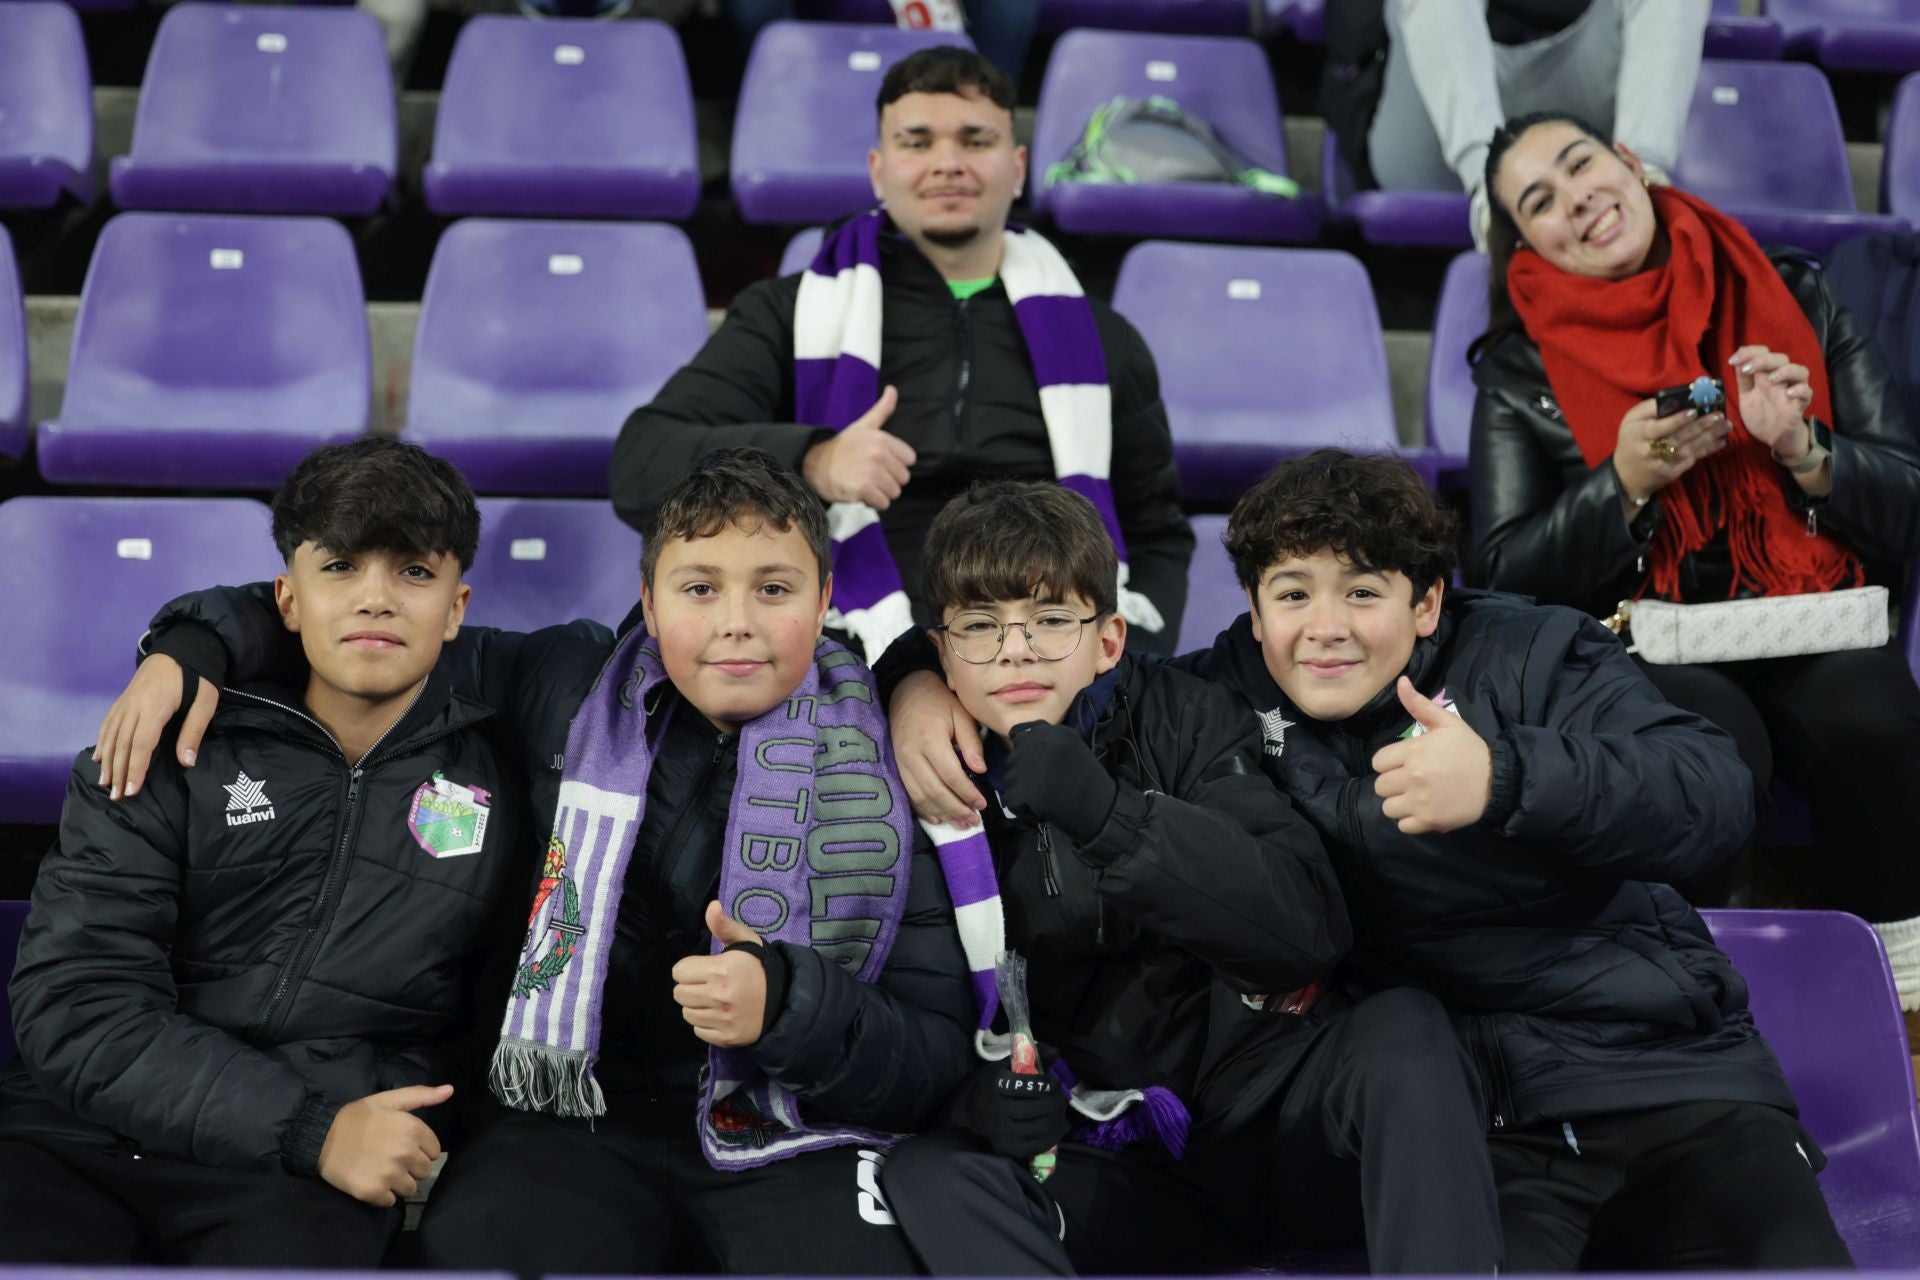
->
<box><xmin>871</xmin><ymin>483</ymin><xmax>1501</xmax><ymax>1275</ymax></box>
<box><xmin>609</xmin><ymin>46</ymin><xmax>1192</xmax><ymax>658</ymax></box>
<box><xmin>93</xmin><ymin>450</ymin><xmax>979</xmax><ymax>1276</ymax></box>
<box><xmin>0</xmin><ymin>441</ymin><xmax>530</xmax><ymax>1266</ymax></box>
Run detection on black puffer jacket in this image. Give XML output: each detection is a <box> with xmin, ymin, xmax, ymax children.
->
<box><xmin>608</xmin><ymin>231</ymin><xmax>1193</xmax><ymax>656</ymax></box>
<box><xmin>0</xmin><ymin>669</ymin><xmax>528</xmax><ymax>1174</ymax></box>
<box><xmin>1471</xmin><ymin>251</ymin><xmax>1920</xmax><ymax>615</ymax></box>
<box><xmin>147</xmin><ymin>586</ymin><xmax>976</xmax><ymax>1135</ymax></box>
<box><xmin>1180</xmin><ymin>592</ymin><xmax>1798</xmax><ymax>1131</ymax></box>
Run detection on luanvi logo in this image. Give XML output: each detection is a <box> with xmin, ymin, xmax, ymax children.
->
<box><xmin>223</xmin><ymin>771</ymin><xmax>276</xmax><ymax>827</ymax></box>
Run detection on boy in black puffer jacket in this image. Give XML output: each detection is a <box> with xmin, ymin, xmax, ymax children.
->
<box><xmin>0</xmin><ymin>440</ymin><xmax>530</xmax><ymax>1266</ymax></box>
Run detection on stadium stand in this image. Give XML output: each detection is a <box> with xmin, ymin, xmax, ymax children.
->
<box><xmin>404</xmin><ymin>218</ymin><xmax>708</xmax><ymax>495</ymax></box>
<box><xmin>0</xmin><ymin>497</ymin><xmax>282</xmax><ymax>825</ymax></box>
<box><xmin>109</xmin><ymin>3</ymin><xmax>396</xmax><ymax>216</ymax></box>
<box><xmin>1112</xmin><ymin>241</ymin><xmax>1406</xmax><ymax>504</ymax></box>
<box><xmin>464</xmin><ymin>498</ymin><xmax>645</xmax><ymax>633</ymax></box>
<box><xmin>0</xmin><ymin>1</ymin><xmax>92</xmax><ymax>210</ymax></box>
<box><xmin>424</xmin><ymin>16</ymin><xmax>699</xmax><ymax>221</ymax></box>
<box><xmin>39</xmin><ymin>212</ymin><xmax>370</xmax><ymax>490</ymax></box>
<box><xmin>1030</xmin><ymin>28</ymin><xmax>1321</xmax><ymax>242</ymax></box>
<box><xmin>1773</xmin><ymin>0</ymin><xmax>1920</xmax><ymax>73</ymax></box>
<box><xmin>0</xmin><ymin>228</ymin><xmax>23</xmax><ymax>465</ymax></box>
<box><xmin>1320</xmin><ymin>131</ymin><xmax>1473</xmax><ymax>249</ymax></box>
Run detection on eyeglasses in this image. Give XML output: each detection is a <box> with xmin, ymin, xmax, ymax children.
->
<box><xmin>933</xmin><ymin>609</ymin><xmax>1099</xmax><ymax>664</ymax></box>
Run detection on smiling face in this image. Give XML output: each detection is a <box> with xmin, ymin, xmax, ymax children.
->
<box><xmin>1248</xmin><ymin>551</ymin><xmax>1443</xmax><ymax>722</ymax></box>
<box><xmin>276</xmin><ymin>543</ymin><xmax>469</xmax><ymax>718</ymax></box>
<box><xmin>870</xmin><ymin>88</ymin><xmax>1026</xmax><ymax>255</ymax></box>
<box><xmin>933</xmin><ymin>591</ymin><xmax>1124</xmax><ymax>744</ymax></box>
<box><xmin>639</xmin><ymin>520</ymin><xmax>831</xmax><ymax>733</ymax></box>
<box><xmin>1492</xmin><ymin>119</ymin><xmax>1660</xmax><ymax>280</ymax></box>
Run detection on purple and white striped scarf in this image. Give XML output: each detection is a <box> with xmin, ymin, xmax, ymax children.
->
<box><xmin>921</xmin><ymin>811</ymin><xmax>1190</xmax><ymax>1158</ymax></box>
<box><xmin>490</xmin><ymin>625</ymin><xmax>913</xmax><ymax>1170</ymax></box>
<box><xmin>794</xmin><ymin>210</ymin><xmax>1165</xmax><ymax>662</ymax></box>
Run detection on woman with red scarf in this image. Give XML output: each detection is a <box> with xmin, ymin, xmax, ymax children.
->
<box><xmin>1469</xmin><ymin>111</ymin><xmax>1920</xmax><ymax>999</ymax></box>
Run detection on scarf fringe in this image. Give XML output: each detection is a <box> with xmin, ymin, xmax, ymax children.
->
<box><xmin>1070</xmin><ymin>1085</ymin><xmax>1190</xmax><ymax>1158</ymax></box>
<box><xmin>490</xmin><ymin>1038</ymin><xmax>607</xmax><ymax>1119</ymax></box>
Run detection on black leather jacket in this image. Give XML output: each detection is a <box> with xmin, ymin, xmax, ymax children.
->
<box><xmin>1469</xmin><ymin>251</ymin><xmax>1920</xmax><ymax>616</ymax></box>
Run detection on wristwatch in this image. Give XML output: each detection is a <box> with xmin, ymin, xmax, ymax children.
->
<box><xmin>1773</xmin><ymin>417</ymin><xmax>1832</xmax><ymax>475</ymax></box>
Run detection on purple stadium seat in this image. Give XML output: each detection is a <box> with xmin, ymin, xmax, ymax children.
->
<box><xmin>1031</xmin><ymin>30</ymin><xmax>1321</xmax><ymax>243</ymax></box>
<box><xmin>1706</xmin><ymin>0</ymin><xmax>1786</xmax><ymax>60</ymax></box>
<box><xmin>0</xmin><ymin>227</ymin><xmax>24</xmax><ymax>463</ymax></box>
<box><xmin>780</xmin><ymin>226</ymin><xmax>826</xmax><ymax>276</ymax></box>
<box><xmin>1112</xmin><ymin>241</ymin><xmax>1411</xmax><ymax>505</ymax></box>
<box><xmin>1703</xmin><ymin>909</ymin><xmax>1920</xmax><ymax>1265</ymax></box>
<box><xmin>1425</xmin><ymin>250</ymin><xmax>1488</xmax><ymax>486</ymax></box>
<box><xmin>1886</xmin><ymin>74</ymin><xmax>1920</xmax><ymax>224</ymax></box>
<box><xmin>732</xmin><ymin>22</ymin><xmax>973</xmax><ymax>226</ymax></box>
<box><xmin>1906</xmin><ymin>560</ymin><xmax>1920</xmax><ymax>683</ymax></box>
<box><xmin>0</xmin><ymin>2</ymin><xmax>92</xmax><ymax>209</ymax></box>
<box><xmin>1275</xmin><ymin>0</ymin><xmax>1323</xmax><ymax>42</ymax></box>
<box><xmin>1321</xmin><ymin>131</ymin><xmax>1474</xmax><ymax>249</ymax></box>
<box><xmin>110</xmin><ymin>3</ymin><xmax>396</xmax><ymax>216</ymax></box>
<box><xmin>1773</xmin><ymin>0</ymin><xmax>1920</xmax><ymax>73</ymax></box>
<box><xmin>405</xmin><ymin>219</ymin><xmax>707</xmax><ymax>496</ymax></box>
<box><xmin>1038</xmin><ymin>0</ymin><xmax>1254</xmax><ymax>36</ymax></box>
<box><xmin>0</xmin><ymin>899</ymin><xmax>25</xmax><ymax>1063</ymax></box>
<box><xmin>466</xmin><ymin>498</ymin><xmax>644</xmax><ymax>633</ymax></box>
<box><xmin>424</xmin><ymin>17</ymin><xmax>698</xmax><ymax>221</ymax></box>
<box><xmin>0</xmin><ymin>497</ymin><xmax>283</xmax><ymax>825</ymax></box>
<box><xmin>1176</xmin><ymin>514</ymin><xmax>1242</xmax><ymax>655</ymax></box>
<box><xmin>41</xmin><ymin>213</ymin><xmax>371</xmax><ymax>490</ymax></box>
<box><xmin>1675</xmin><ymin>60</ymin><xmax>1909</xmax><ymax>258</ymax></box>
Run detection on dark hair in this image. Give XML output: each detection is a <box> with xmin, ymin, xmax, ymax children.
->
<box><xmin>271</xmin><ymin>438</ymin><xmax>481</xmax><ymax>572</ymax></box>
<box><xmin>923</xmin><ymin>482</ymin><xmax>1117</xmax><ymax>617</ymax></box>
<box><xmin>876</xmin><ymin>45</ymin><xmax>1016</xmax><ymax>120</ymax></box>
<box><xmin>1476</xmin><ymin>111</ymin><xmax>1616</xmax><ymax>340</ymax></box>
<box><xmin>640</xmin><ymin>448</ymin><xmax>831</xmax><ymax>589</ymax></box>
<box><xmin>1226</xmin><ymin>450</ymin><xmax>1455</xmax><ymax>598</ymax></box>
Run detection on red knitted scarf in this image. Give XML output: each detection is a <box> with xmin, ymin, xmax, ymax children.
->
<box><xmin>1506</xmin><ymin>185</ymin><xmax>1860</xmax><ymax>600</ymax></box>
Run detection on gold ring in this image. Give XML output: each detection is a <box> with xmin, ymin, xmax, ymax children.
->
<box><xmin>1648</xmin><ymin>438</ymin><xmax>1678</xmax><ymax>462</ymax></box>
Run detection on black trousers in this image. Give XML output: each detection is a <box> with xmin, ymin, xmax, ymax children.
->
<box><xmin>882</xmin><ymin>988</ymin><xmax>1504</xmax><ymax>1275</ymax></box>
<box><xmin>1491</xmin><ymin>1100</ymin><xmax>1852</xmax><ymax>1270</ymax></box>
<box><xmin>0</xmin><ymin>1135</ymin><xmax>399</xmax><ymax>1266</ymax></box>
<box><xmin>1635</xmin><ymin>643</ymin><xmax>1920</xmax><ymax>920</ymax></box>
<box><xmin>415</xmin><ymin>1096</ymin><xmax>928</xmax><ymax>1276</ymax></box>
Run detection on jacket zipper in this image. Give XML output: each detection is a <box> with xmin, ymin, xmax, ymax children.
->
<box><xmin>1036</xmin><ymin>822</ymin><xmax>1062</xmax><ymax>897</ymax></box>
<box><xmin>952</xmin><ymin>296</ymin><xmax>973</xmax><ymax>447</ymax></box>
<box><xmin>232</xmin><ymin>684</ymin><xmax>429</xmax><ymax>1040</ymax></box>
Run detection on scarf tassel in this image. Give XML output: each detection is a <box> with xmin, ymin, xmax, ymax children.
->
<box><xmin>490</xmin><ymin>1038</ymin><xmax>607</xmax><ymax>1119</ymax></box>
<box><xmin>1070</xmin><ymin>1085</ymin><xmax>1190</xmax><ymax>1159</ymax></box>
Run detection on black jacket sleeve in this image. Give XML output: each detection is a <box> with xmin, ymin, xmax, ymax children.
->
<box><xmin>10</xmin><ymin>756</ymin><xmax>339</xmax><ymax>1175</ymax></box>
<box><xmin>610</xmin><ymin>276</ymin><xmax>825</xmax><ymax>533</ymax></box>
<box><xmin>1103</xmin><ymin>308</ymin><xmax>1193</xmax><ymax>658</ymax></box>
<box><xmin>750</xmin><ymin>833</ymin><xmax>975</xmax><ymax>1133</ymax></box>
<box><xmin>1078</xmin><ymin>684</ymin><xmax>1349</xmax><ymax>993</ymax></box>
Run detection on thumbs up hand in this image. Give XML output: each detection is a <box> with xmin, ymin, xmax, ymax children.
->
<box><xmin>671</xmin><ymin>901</ymin><xmax>771</xmax><ymax>1048</ymax></box>
<box><xmin>1369</xmin><ymin>678</ymin><xmax>1491</xmax><ymax>836</ymax></box>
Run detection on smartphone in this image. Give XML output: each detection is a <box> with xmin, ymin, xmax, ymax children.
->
<box><xmin>1655</xmin><ymin>377</ymin><xmax>1725</xmax><ymax>418</ymax></box>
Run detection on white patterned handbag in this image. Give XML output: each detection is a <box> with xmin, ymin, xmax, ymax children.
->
<box><xmin>1607</xmin><ymin>587</ymin><xmax>1890</xmax><ymax>665</ymax></box>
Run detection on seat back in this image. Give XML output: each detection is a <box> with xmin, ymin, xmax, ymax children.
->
<box><xmin>465</xmin><ymin>499</ymin><xmax>645</xmax><ymax>634</ymax></box>
<box><xmin>1886</xmin><ymin>73</ymin><xmax>1920</xmax><ymax>223</ymax></box>
<box><xmin>1677</xmin><ymin>60</ymin><xmax>1854</xmax><ymax>216</ymax></box>
<box><xmin>1702</xmin><ymin>908</ymin><xmax>1920</xmax><ymax>1266</ymax></box>
<box><xmin>780</xmin><ymin>226</ymin><xmax>826</xmax><ymax>277</ymax></box>
<box><xmin>1176</xmin><ymin>514</ymin><xmax>1243</xmax><ymax>656</ymax></box>
<box><xmin>111</xmin><ymin>3</ymin><xmax>394</xmax><ymax>215</ymax></box>
<box><xmin>0</xmin><ymin>498</ymin><xmax>283</xmax><ymax>824</ymax></box>
<box><xmin>1112</xmin><ymin>241</ymin><xmax>1395</xmax><ymax>503</ymax></box>
<box><xmin>426</xmin><ymin>16</ymin><xmax>698</xmax><ymax>220</ymax></box>
<box><xmin>731</xmin><ymin>22</ymin><xmax>972</xmax><ymax>225</ymax></box>
<box><xmin>0</xmin><ymin>899</ymin><xmax>26</xmax><ymax>1064</ymax></box>
<box><xmin>0</xmin><ymin>226</ymin><xmax>24</xmax><ymax>459</ymax></box>
<box><xmin>1426</xmin><ymin>251</ymin><xmax>1489</xmax><ymax>467</ymax></box>
<box><xmin>1771</xmin><ymin>0</ymin><xmax>1920</xmax><ymax>73</ymax></box>
<box><xmin>1030</xmin><ymin>28</ymin><xmax>1289</xmax><ymax>218</ymax></box>
<box><xmin>0</xmin><ymin>1</ymin><xmax>93</xmax><ymax>208</ymax></box>
<box><xmin>1038</xmin><ymin>0</ymin><xmax>1257</xmax><ymax>36</ymax></box>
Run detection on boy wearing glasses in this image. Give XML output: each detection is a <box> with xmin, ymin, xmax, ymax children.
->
<box><xmin>872</xmin><ymin>483</ymin><xmax>1492</xmax><ymax>1274</ymax></box>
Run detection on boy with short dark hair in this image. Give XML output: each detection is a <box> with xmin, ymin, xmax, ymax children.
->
<box><xmin>872</xmin><ymin>481</ymin><xmax>1501</xmax><ymax>1275</ymax></box>
<box><xmin>93</xmin><ymin>448</ymin><xmax>978</xmax><ymax>1275</ymax></box>
<box><xmin>0</xmin><ymin>439</ymin><xmax>527</xmax><ymax>1266</ymax></box>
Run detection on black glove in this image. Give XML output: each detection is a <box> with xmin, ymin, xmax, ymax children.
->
<box><xmin>958</xmin><ymin>1063</ymin><xmax>1073</xmax><ymax>1160</ymax></box>
<box><xmin>1001</xmin><ymin>721</ymin><xmax>1119</xmax><ymax>845</ymax></box>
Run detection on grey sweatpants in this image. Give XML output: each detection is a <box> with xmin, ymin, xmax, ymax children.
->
<box><xmin>1369</xmin><ymin>0</ymin><xmax>1711</xmax><ymax>194</ymax></box>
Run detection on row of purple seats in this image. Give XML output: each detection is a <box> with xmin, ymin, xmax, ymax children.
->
<box><xmin>0</xmin><ymin>1</ymin><xmax>92</xmax><ymax>209</ymax></box>
<box><xmin>0</xmin><ymin>495</ymin><xmax>642</xmax><ymax>824</ymax></box>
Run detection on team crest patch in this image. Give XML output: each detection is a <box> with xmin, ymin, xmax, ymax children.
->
<box><xmin>512</xmin><ymin>836</ymin><xmax>583</xmax><ymax>998</ymax></box>
<box><xmin>408</xmin><ymin>772</ymin><xmax>491</xmax><ymax>859</ymax></box>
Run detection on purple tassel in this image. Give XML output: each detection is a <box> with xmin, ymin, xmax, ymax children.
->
<box><xmin>1069</xmin><ymin>1086</ymin><xmax>1190</xmax><ymax>1159</ymax></box>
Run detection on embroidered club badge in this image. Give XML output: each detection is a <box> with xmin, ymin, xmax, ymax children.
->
<box><xmin>408</xmin><ymin>772</ymin><xmax>491</xmax><ymax>859</ymax></box>
<box><xmin>513</xmin><ymin>836</ymin><xmax>583</xmax><ymax>998</ymax></box>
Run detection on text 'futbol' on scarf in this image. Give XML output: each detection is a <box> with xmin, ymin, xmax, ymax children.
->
<box><xmin>491</xmin><ymin>624</ymin><xmax>914</xmax><ymax>1170</ymax></box>
<box><xmin>794</xmin><ymin>208</ymin><xmax>1165</xmax><ymax>662</ymax></box>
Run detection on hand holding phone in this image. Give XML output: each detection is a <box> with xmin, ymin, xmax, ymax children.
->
<box><xmin>1654</xmin><ymin>376</ymin><xmax>1725</xmax><ymax>419</ymax></box>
